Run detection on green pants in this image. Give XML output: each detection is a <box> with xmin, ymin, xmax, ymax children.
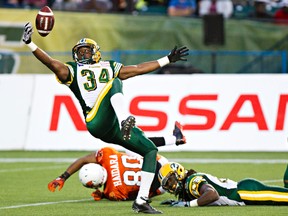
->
<box><xmin>85</xmin><ymin>78</ymin><xmax>158</xmax><ymax>173</ymax></box>
<box><xmin>237</xmin><ymin>178</ymin><xmax>288</xmax><ymax>205</ymax></box>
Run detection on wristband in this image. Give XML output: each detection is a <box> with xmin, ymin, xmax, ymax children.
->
<box><xmin>60</xmin><ymin>171</ymin><xmax>71</xmax><ymax>180</ymax></box>
<box><xmin>189</xmin><ymin>199</ymin><xmax>198</xmax><ymax>207</ymax></box>
<box><xmin>27</xmin><ymin>42</ymin><xmax>38</xmax><ymax>52</ymax></box>
<box><xmin>157</xmin><ymin>56</ymin><xmax>170</xmax><ymax>67</ymax></box>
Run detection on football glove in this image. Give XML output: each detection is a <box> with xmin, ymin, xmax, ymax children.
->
<box><xmin>170</xmin><ymin>201</ymin><xmax>190</xmax><ymax>207</ymax></box>
<box><xmin>91</xmin><ymin>189</ymin><xmax>103</xmax><ymax>201</ymax></box>
<box><xmin>168</xmin><ymin>46</ymin><xmax>189</xmax><ymax>63</ymax></box>
<box><xmin>48</xmin><ymin>177</ymin><xmax>65</xmax><ymax>192</ymax></box>
<box><xmin>23</xmin><ymin>22</ymin><xmax>33</xmax><ymax>44</ymax></box>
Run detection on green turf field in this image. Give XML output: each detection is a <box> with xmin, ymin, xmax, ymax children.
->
<box><xmin>0</xmin><ymin>151</ymin><xmax>287</xmax><ymax>215</ymax></box>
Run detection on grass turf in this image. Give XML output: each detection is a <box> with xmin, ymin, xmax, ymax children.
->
<box><xmin>0</xmin><ymin>151</ymin><xmax>287</xmax><ymax>215</ymax></box>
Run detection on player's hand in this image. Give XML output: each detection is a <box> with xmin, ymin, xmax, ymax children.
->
<box><xmin>170</xmin><ymin>201</ymin><xmax>190</xmax><ymax>207</ymax></box>
<box><xmin>91</xmin><ymin>189</ymin><xmax>103</xmax><ymax>201</ymax></box>
<box><xmin>168</xmin><ymin>46</ymin><xmax>189</xmax><ymax>63</ymax></box>
<box><xmin>23</xmin><ymin>22</ymin><xmax>33</xmax><ymax>44</ymax></box>
<box><xmin>48</xmin><ymin>178</ymin><xmax>65</xmax><ymax>192</ymax></box>
<box><xmin>160</xmin><ymin>199</ymin><xmax>177</xmax><ymax>205</ymax></box>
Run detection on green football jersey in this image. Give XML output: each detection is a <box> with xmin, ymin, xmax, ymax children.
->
<box><xmin>62</xmin><ymin>60</ymin><xmax>122</xmax><ymax>117</ymax></box>
<box><xmin>185</xmin><ymin>172</ymin><xmax>242</xmax><ymax>202</ymax></box>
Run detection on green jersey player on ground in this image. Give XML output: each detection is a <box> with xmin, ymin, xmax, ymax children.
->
<box><xmin>158</xmin><ymin>162</ymin><xmax>288</xmax><ymax>207</ymax></box>
<box><xmin>22</xmin><ymin>23</ymin><xmax>189</xmax><ymax>214</ymax></box>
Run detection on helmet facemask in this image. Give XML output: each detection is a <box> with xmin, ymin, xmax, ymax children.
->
<box><xmin>161</xmin><ymin>172</ymin><xmax>182</xmax><ymax>195</ymax></box>
<box><xmin>72</xmin><ymin>38</ymin><xmax>101</xmax><ymax>64</ymax></box>
<box><xmin>158</xmin><ymin>162</ymin><xmax>186</xmax><ymax>195</ymax></box>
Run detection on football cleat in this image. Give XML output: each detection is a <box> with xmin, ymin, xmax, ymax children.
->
<box><xmin>121</xmin><ymin>116</ymin><xmax>136</xmax><ymax>140</ymax></box>
<box><xmin>173</xmin><ymin>121</ymin><xmax>186</xmax><ymax>145</ymax></box>
<box><xmin>132</xmin><ymin>197</ymin><xmax>162</xmax><ymax>214</ymax></box>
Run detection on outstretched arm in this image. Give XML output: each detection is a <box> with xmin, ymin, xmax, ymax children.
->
<box><xmin>22</xmin><ymin>22</ymin><xmax>69</xmax><ymax>82</ymax></box>
<box><xmin>47</xmin><ymin>152</ymin><xmax>97</xmax><ymax>192</ymax></box>
<box><xmin>196</xmin><ymin>184</ymin><xmax>220</xmax><ymax>206</ymax></box>
<box><xmin>171</xmin><ymin>184</ymin><xmax>219</xmax><ymax>207</ymax></box>
<box><xmin>118</xmin><ymin>46</ymin><xmax>189</xmax><ymax>80</ymax></box>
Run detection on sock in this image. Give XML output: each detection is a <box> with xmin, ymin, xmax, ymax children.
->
<box><xmin>110</xmin><ymin>93</ymin><xmax>127</xmax><ymax>127</ymax></box>
<box><xmin>149</xmin><ymin>136</ymin><xmax>176</xmax><ymax>147</ymax></box>
<box><xmin>284</xmin><ymin>165</ymin><xmax>288</xmax><ymax>188</ymax></box>
<box><xmin>163</xmin><ymin>135</ymin><xmax>176</xmax><ymax>146</ymax></box>
<box><xmin>136</xmin><ymin>171</ymin><xmax>155</xmax><ymax>204</ymax></box>
<box><xmin>148</xmin><ymin>137</ymin><xmax>165</xmax><ymax>147</ymax></box>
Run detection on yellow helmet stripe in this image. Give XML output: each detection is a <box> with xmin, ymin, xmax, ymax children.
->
<box><xmin>86</xmin><ymin>78</ymin><xmax>114</xmax><ymax>122</ymax></box>
<box><xmin>238</xmin><ymin>190</ymin><xmax>288</xmax><ymax>202</ymax></box>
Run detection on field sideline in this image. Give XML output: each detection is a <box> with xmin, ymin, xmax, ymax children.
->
<box><xmin>0</xmin><ymin>151</ymin><xmax>287</xmax><ymax>215</ymax></box>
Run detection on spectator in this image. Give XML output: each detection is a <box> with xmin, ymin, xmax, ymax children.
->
<box><xmin>23</xmin><ymin>0</ymin><xmax>47</xmax><ymax>8</ymax></box>
<box><xmin>52</xmin><ymin>0</ymin><xmax>83</xmax><ymax>11</ymax></box>
<box><xmin>274</xmin><ymin>0</ymin><xmax>288</xmax><ymax>25</ymax></box>
<box><xmin>248</xmin><ymin>0</ymin><xmax>273</xmax><ymax>21</ymax></box>
<box><xmin>3</xmin><ymin>0</ymin><xmax>23</xmax><ymax>7</ymax></box>
<box><xmin>167</xmin><ymin>0</ymin><xmax>196</xmax><ymax>17</ymax></box>
<box><xmin>81</xmin><ymin>0</ymin><xmax>113</xmax><ymax>12</ymax></box>
<box><xmin>198</xmin><ymin>0</ymin><xmax>233</xmax><ymax>18</ymax></box>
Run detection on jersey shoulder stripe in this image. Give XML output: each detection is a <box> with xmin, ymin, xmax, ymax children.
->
<box><xmin>104</xmin><ymin>60</ymin><xmax>122</xmax><ymax>78</ymax></box>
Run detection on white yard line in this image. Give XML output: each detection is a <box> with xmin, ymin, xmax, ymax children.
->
<box><xmin>0</xmin><ymin>198</ymin><xmax>92</xmax><ymax>210</ymax></box>
<box><xmin>0</xmin><ymin>158</ymin><xmax>287</xmax><ymax>163</ymax></box>
<box><xmin>0</xmin><ymin>165</ymin><xmax>67</xmax><ymax>173</ymax></box>
<box><xmin>170</xmin><ymin>158</ymin><xmax>288</xmax><ymax>164</ymax></box>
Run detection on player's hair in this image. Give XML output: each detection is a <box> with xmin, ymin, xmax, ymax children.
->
<box><xmin>186</xmin><ymin>169</ymin><xmax>197</xmax><ymax>176</ymax></box>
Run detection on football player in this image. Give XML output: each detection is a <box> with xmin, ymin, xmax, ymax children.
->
<box><xmin>158</xmin><ymin>162</ymin><xmax>288</xmax><ymax>207</ymax></box>
<box><xmin>48</xmin><ymin>122</ymin><xmax>186</xmax><ymax>200</ymax></box>
<box><xmin>23</xmin><ymin>22</ymin><xmax>189</xmax><ymax>214</ymax></box>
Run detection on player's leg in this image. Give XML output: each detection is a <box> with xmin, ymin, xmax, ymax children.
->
<box><xmin>86</xmin><ymin>81</ymin><xmax>162</xmax><ymax>213</ymax></box>
<box><xmin>85</xmin><ymin>78</ymin><xmax>132</xmax><ymax>139</ymax></box>
<box><xmin>149</xmin><ymin>121</ymin><xmax>187</xmax><ymax>147</ymax></box>
<box><xmin>237</xmin><ymin>178</ymin><xmax>288</xmax><ymax>205</ymax></box>
<box><xmin>109</xmin><ymin>78</ymin><xmax>135</xmax><ymax>140</ymax></box>
<box><xmin>109</xmin><ymin>128</ymin><xmax>162</xmax><ymax>213</ymax></box>
<box><xmin>85</xmin><ymin>86</ymin><xmax>118</xmax><ymax>138</ymax></box>
<box><xmin>283</xmin><ymin>164</ymin><xmax>288</xmax><ymax>188</ymax></box>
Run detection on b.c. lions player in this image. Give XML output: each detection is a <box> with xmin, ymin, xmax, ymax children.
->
<box><xmin>48</xmin><ymin>122</ymin><xmax>186</xmax><ymax>201</ymax></box>
<box><xmin>158</xmin><ymin>162</ymin><xmax>288</xmax><ymax>207</ymax></box>
<box><xmin>23</xmin><ymin>22</ymin><xmax>189</xmax><ymax>214</ymax></box>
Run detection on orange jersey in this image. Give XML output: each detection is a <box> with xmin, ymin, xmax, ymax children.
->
<box><xmin>95</xmin><ymin>147</ymin><xmax>166</xmax><ymax>201</ymax></box>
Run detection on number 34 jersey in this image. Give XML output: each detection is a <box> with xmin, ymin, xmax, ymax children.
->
<box><xmin>63</xmin><ymin>61</ymin><xmax>122</xmax><ymax>117</ymax></box>
<box><xmin>95</xmin><ymin>147</ymin><xmax>166</xmax><ymax>201</ymax></box>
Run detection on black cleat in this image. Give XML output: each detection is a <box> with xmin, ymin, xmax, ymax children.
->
<box><xmin>173</xmin><ymin>121</ymin><xmax>186</xmax><ymax>146</ymax></box>
<box><xmin>121</xmin><ymin>116</ymin><xmax>136</xmax><ymax>140</ymax></box>
<box><xmin>132</xmin><ymin>197</ymin><xmax>162</xmax><ymax>214</ymax></box>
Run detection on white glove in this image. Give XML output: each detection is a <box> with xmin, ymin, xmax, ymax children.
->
<box><xmin>170</xmin><ymin>201</ymin><xmax>190</xmax><ymax>207</ymax></box>
<box><xmin>23</xmin><ymin>22</ymin><xmax>33</xmax><ymax>44</ymax></box>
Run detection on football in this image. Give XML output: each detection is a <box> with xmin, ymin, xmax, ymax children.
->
<box><xmin>35</xmin><ymin>6</ymin><xmax>55</xmax><ymax>37</ymax></box>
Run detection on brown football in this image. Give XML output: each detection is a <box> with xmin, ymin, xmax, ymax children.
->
<box><xmin>35</xmin><ymin>6</ymin><xmax>55</xmax><ymax>37</ymax></box>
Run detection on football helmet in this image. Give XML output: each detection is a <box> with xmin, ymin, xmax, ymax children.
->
<box><xmin>72</xmin><ymin>38</ymin><xmax>101</xmax><ymax>64</ymax></box>
<box><xmin>79</xmin><ymin>163</ymin><xmax>107</xmax><ymax>189</ymax></box>
<box><xmin>158</xmin><ymin>162</ymin><xmax>186</xmax><ymax>194</ymax></box>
